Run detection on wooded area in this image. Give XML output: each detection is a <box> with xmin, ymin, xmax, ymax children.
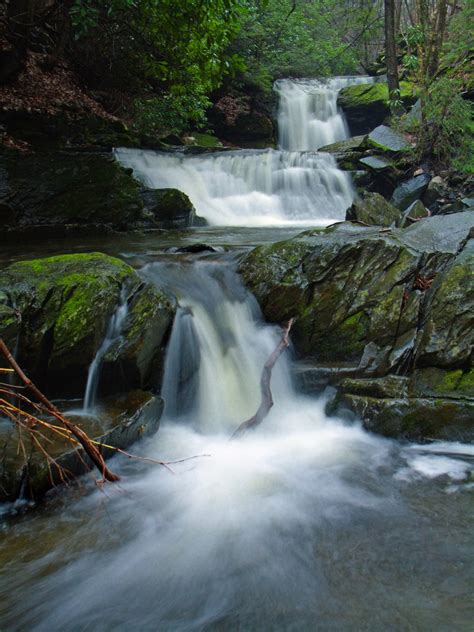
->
<box><xmin>1</xmin><ymin>0</ymin><xmax>472</xmax><ymax>170</ymax></box>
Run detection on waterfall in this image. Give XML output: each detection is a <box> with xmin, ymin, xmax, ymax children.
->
<box><xmin>141</xmin><ymin>260</ymin><xmax>292</xmax><ymax>433</ymax></box>
<box><xmin>115</xmin><ymin>147</ymin><xmax>353</xmax><ymax>227</ymax></box>
<box><xmin>275</xmin><ymin>76</ymin><xmax>374</xmax><ymax>151</ymax></box>
<box><xmin>114</xmin><ymin>76</ymin><xmax>377</xmax><ymax>227</ymax></box>
<box><xmin>83</xmin><ymin>288</ymin><xmax>128</xmax><ymax>412</ymax></box>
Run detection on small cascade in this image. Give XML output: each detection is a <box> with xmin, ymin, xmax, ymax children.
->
<box><xmin>115</xmin><ymin>147</ymin><xmax>353</xmax><ymax>227</ymax></box>
<box><xmin>83</xmin><ymin>288</ymin><xmax>128</xmax><ymax>412</ymax></box>
<box><xmin>275</xmin><ymin>76</ymin><xmax>374</xmax><ymax>150</ymax></box>
<box><xmin>141</xmin><ymin>260</ymin><xmax>292</xmax><ymax>432</ymax></box>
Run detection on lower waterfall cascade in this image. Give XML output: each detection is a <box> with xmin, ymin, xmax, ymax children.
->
<box><xmin>1</xmin><ymin>258</ymin><xmax>472</xmax><ymax>631</ymax></box>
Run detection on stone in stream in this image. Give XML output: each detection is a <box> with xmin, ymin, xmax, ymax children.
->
<box><xmin>0</xmin><ymin>253</ymin><xmax>175</xmax><ymax>397</ymax></box>
<box><xmin>0</xmin><ymin>147</ymin><xmax>202</xmax><ymax>238</ymax></box>
<box><xmin>346</xmin><ymin>192</ymin><xmax>403</xmax><ymax>227</ymax></box>
<box><xmin>337</xmin><ymin>81</ymin><xmax>416</xmax><ymax>136</ymax></box>
<box><xmin>0</xmin><ymin>390</ymin><xmax>163</xmax><ymax>503</ymax></box>
<box><xmin>391</xmin><ymin>173</ymin><xmax>431</xmax><ymax>210</ymax></box>
<box><xmin>239</xmin><ymin>212</ymin><xmax>474</xmax><ymax>440</ymax></box>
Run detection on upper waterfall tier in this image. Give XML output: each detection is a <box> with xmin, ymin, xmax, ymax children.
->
<box><xmin>115</xmin><ymin>147</ymin><xmax>353</xmax><ymax>227</ymax></box>
<box><xmin>275</xmin><ymin>76</ymin><xmax>374</xmax><ymax>151</ymax></box>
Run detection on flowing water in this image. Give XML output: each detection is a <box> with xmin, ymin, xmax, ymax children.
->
<box><xmin>1</xmin><ymin>259</ymin><xmax>473</xmax><ymax>631</ymax></box>
<box><xmin>1</xmin><ymin>77</ymin><xmax>473</xmax><ymax>631</ymax></box>
<box><xmin>113</xmin><ymin>76</ymin><xmax>368</xmax><ymax>228</ymax></box>
<box><xmin>83</xmin><ymin>287</ymin><xmax>129</xmax><ymax>412</ymax></box>
<box><xmin>275</xmin><ymin>76</ymin><xmax>374</xmax><ymax>151</ymax></box>
<box><xmin>115</xmin><ymin>148</ymin><xmax>353</xmax><ymax>227</ymax></box>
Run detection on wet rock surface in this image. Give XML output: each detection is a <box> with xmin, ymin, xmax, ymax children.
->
<box><xmin>0</xmin><ymin>253</ymin><xmax>174</xmax><ymax>397</ymax></box>
<box><xmin>0</xmin><ymin>390</ymin><xmax>163</xmax><ymax>503</ymax></box>
<box><xmin>240</xmin><ymin>213</ymin><xmax>474</xmax><ymax>439</ymax></box>
<box><xmin>0</xmin><ymin>148</ymin><xmax>200</xmax><ymax>237</ymax></box>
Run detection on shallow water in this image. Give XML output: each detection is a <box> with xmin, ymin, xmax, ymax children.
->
<box><xmin>1</xmin><ymin>261</ymin><xmax>473</xmax><ymax>632</ymax></box>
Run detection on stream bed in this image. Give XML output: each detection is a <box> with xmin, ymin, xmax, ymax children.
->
<box><xmin>1</xmin><ymin>77</ymin><xmax>473</xmax><ymax>631</ymax></box>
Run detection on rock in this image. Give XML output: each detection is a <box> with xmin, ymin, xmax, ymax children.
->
<box><xmin>141</xmin><ymin>188</ymin><xmax>203</xmax><ymax>229</ymax></box>
<box><xmin>422</xmin><ymin>175</ymin><xmax>446</xmax><ymax>208</ymax></box>
<box><xmin>359</xmin><ymin>155</ymin><xmax>393</xmax><ymax>171</ymax></box>
<box><xmin>401</xmin><ymin>199</ymin><xmax>429</xmax><ymax>227</ymax></box>
<box><xmin>367</xmin><ymin>125</ymin><xmax>411</xmax><ymax>153</ymax></box>
<box><xmin>0</xmin><ymin>253</ymin><xmax>174</xmax><ymax>396</ymax></box>
<box><xmin>415</xmin><ymin>240</ymin><xmax>473</xmax><ymax>368</ymax></box>
<box><xmin>327</xmin><ymin>391</ymin><xmax>473</xmax><ymax>441</ymax></box>
<box><xmin>239</xmin><ymin>213</ymin><xmax>473</xmax><ymax>407</ymax></box>
<box><xmin>346</xmin><ymin>192</ymin><xmax>403</xmax><ymax>227</ymax></box>
<box><xmin>239</xmin><ymin>211</ymin><xmax>473</xmax><ymax>440</ymax></box>
<box><xmin>337</xmin><ymin>81</ymin><xmax>416</xmax><ymax>136</ymax></box>
<box><xmin>209</xmin><ymin>94</ymin><xmax>275</xmax><ymax>147</ymax></box>
<box><xmin>390</xmin><ymin>173</ymin><xmax>431</xmax><ymax>210</ymax></box>
<box><xmin>319</xmin><ymin>136</ymin><xmax>367</xmax><ymax>153</ymax></box>
<box><xmin>0</xmin><ymin>148</ymin><xmax>147</xmax><ymax>235</ymax></box>
<box><xmin>0</xmin><ymin>390</ymin><xmax>163</xmax><ymax>503</ymax></box>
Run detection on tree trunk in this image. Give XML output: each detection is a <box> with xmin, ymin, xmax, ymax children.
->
<box><xmin>384</xmin><ymin>0</ymin><xmax>401</xmax><ymax>112</ymax></box>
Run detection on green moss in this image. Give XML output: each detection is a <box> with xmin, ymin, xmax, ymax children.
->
<box><xmin>190</xmin><ymin>132</ymin><xmax>222</xmax><ymax>147</ymax></box>
<box><xmin>458</xmin><ymin>369</ymin><xmax>474</xmax><ymax>397</ymax></box>
<box><xmin>339</xmin><ymin>81</ymin><xmax>415</xmax><ymax>107</ymax></box>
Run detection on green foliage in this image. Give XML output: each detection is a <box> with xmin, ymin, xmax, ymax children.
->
<box><xmin>230</xmin><ymin>0</ymin><xmax>368</xmax><ymax>94</ymax></box>
<box><xmin>133</xmin><ymin>93</ymin><xmax>211</xmax><ymax>137</ymax></box>
<box><xmin>70</xmin><ymin>0</ymin><xmax>247</xmax><ymax>96</ymax></box>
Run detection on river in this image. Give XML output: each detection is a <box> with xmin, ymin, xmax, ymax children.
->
<box><xmin>0</xmin><ymin>77</ymin><xmax>473</xmax><ymax>632</ymax></box>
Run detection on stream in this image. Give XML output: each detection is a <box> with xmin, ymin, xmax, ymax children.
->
<box><xmin>0</xmin><ymin>77</ymin><xmax>473</xmax><ymax>632</ymax></box>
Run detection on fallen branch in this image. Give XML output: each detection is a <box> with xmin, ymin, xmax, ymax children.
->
<box><xmin>231</xmin><ymin>318</ymin><xmax>294</xmax><ymax>439</ymax></box>
<box><xmin>0</xmin><ymin>338</ymin><xmax>120</xmax><ymax>483</ymax></box>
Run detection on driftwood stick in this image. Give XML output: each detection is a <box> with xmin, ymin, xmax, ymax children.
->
<box><xmin>231</xmin><ymin>318</ymin><xmax>294</xmax><ymax>439</ymax></box>
<box><xmin>0</xmin><ymin>338</ymin><xmax>120</xmax><ymax>483</ymax></box>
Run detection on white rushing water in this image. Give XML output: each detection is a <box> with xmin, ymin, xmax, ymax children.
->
<box><xmin>113</xmin><ymin>75</ymin><xmax>378</xmax><ymax>227</ymax></box>
<box><xmin>83</xmin><ymin>288</ymin><xmax>128</xmax><ymax>411</ymax></box>
<box><xmin>5</xmin><ymin>260</ymin><xmax>472</xmax><ymax>631</ymax></box>
<box><xmin>275</xmin><ymin>76</ymin><xmax>374</xmax><ymax>151</ymax></box>
<box><xmin>115</xmin><ymin>148</ymin><xmax>353</xmax><ymax>227</ymax></box>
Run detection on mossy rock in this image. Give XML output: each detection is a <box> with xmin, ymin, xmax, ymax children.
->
<box><xmin>141</xmin><ymin>188</ymin><xmax>201</xmax><ymax>229</ymax></box>
<box><xmin>0</xmin><ymin>253</ymin><xmax>174</xmax><ymax>396</ymax></box>
<box><xmin>346</xmin><ymin>192</ymin><xmax>403</xmax><ymax>227</ymax></box>
<box><xmin>416</xmin><ymin>240</ymin><xmax>474</xmax><ymax>368</ymax></box>
<box><xmin>240</xmin><ymin>214</ymin><xmax>474</xmax><ymax>368</ymax></box>
<box><xmin>0</xmin><ymin>147</ymin><xmax>147</xmax><ymax>236</ymax></box>
<box><xmin>327</xmin><ymin>392</ymin><xmax>474</xmax><ymax>441</ymax></box>
<box><xmin>337</xmin><ymin>81</ymin><xmax>417</xmax><ymax>135</ymax></box>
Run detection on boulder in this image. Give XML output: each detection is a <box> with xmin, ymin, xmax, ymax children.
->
<box><xmin>337</xmin><ymin>81</ymin><xmax>416</xmax><ymax>136</ymax></box>
<box><xmin>239</xmin><ymin>213</ymin><xmax>474</xmax><ymax>438</ymax></box>
<box><xmin>0</xmin><ymin>390</ymin><xmax>163</xmax><ymax>503</ymax></box>
<box><xmin>401</xmin><ymin>199</ymin><xmax>430</xmax><ymax>226</ymax></box>
<box><xmin>0</xmin><ymin>253</ymin><xmax>174</xmax><ymax>396</ymax></box>
<box><xmin>390</xmin><ymin>173</ymin><xmax>431</xmax><ymax>210</ymax></box>
<box><xmin>422</xmin><ymin>175</ymin><xmax>447</xmax><ymax>208</ymax></box>
<box><xmin>141</xmin><ymin>188</ymin><xmax>203</xmax><ymax>229</ymax></box>
<box><xmin>346</xmin><ymin>192</ymin><xmax>403</xmax><ymax>227</ymax></box>
<box><xmin>0</xmin><ymin>148</ymin><xmax>147</xmax><ymax>236</ymax></box>
<box><xmin>209</xmin><ymin>94</ymin><xmax>275</xmax><ymax>147</ymax></box>
<box><xmin>367</xmin><ymin>125</ymin><xmax>411</xmax><ymax>153</ymax></box>
<box><xmin>358</xmin><ymin>155</ymin><xmax>393</xmax><ymax>171</ymax></box>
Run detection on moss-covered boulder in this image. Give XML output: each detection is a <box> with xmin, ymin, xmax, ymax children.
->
<box><xmin>0</xmin><ymin>148</ymin><xmax>147</xmax><ymax>236</ymax></box>
<box><xmin>240</xmin><ymin>213</ymin><xmax>473</xmax><ymax>439</ymax></box>
<box><xmin>0</xmin><ymin>253</ymin><xmax>174</xmax><ymax>396</ymax></box>
<box><xmin>141</xmin><ymin>188</ymin><xmax>202</xmax><ymax>228</ymax></box>
<box><xmin>346</xmin><ymin>192</ymin><xmax>403</xmax><ymax>227</ymax></box>
<box><xmin>240</xmin><ymin>213</ymin><xmax>473</xmax><ymax>367</ymax></box>
<box><xmin>390</xmin><ymin>174</ymin><xmax>431</xmax><ymax>210</ymax></box>
<box><xmin>337</xmin><ymin>81</ymin><xmax>417</xmax><ymax>135</ymax></box>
